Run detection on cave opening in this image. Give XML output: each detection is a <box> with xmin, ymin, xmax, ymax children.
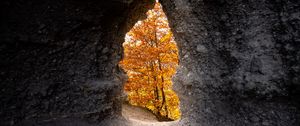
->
<box><xmin>119</xmin><ymin>1</ymin><xmax>181</xmax><ymax>122</ymax></box>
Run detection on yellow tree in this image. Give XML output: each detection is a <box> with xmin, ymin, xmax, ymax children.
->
<box><xmin>119</xmin><ymin>2</ymin><xmax>180</xmax><ymax>120</ymax></box>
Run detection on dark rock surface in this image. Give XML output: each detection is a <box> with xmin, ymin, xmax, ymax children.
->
<box><xmin>0</xmin><ymin>0</ymin><xmax>299</xmax><ymax>125</ymax></box>
<box><xmin>0</xmin><ymin>0</ymin><xmax>154</xmax><ymax>125</ymax></box>
<box><xmin>160</xmin><ymin>0</ymin><xmax>300</xmax><ymax>125</ymax></box>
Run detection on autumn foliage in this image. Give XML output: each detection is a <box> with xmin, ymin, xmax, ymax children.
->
<box><xmin>119</xmin><ymin>2</ymin><xmax>180</xmax><ymax>120</ymax></box>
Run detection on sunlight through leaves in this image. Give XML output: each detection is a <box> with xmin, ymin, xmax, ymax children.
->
<box><xmin>119</xmin><ymin>1</ymin><xmax>181</xmax><ymax>121</ymax></box>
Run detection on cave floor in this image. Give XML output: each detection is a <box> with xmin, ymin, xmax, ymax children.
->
<box><xmin>122</xmin><ymin>103</ymin><xmax>178</xmax><ymax>126</ymax></box>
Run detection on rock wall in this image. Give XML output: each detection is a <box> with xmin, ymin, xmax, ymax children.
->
<box><xmin>160</xmin><ymin>0</ymin><xmax>300</xmax><ymax>125</ymax></box>
<box><xmin>0</xmin><ymin>0</ymin><xmax>154</xmax><ymax>125</ymax></box>
<box><xmin>0</xmin><ymin>0</ymin><xmax>299</xmax><ymax>125</ymax></box>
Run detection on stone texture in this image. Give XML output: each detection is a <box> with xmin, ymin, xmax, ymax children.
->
<box><xmin>160</xmin><ymin>0</ymin><xmax>300</xmax><ymax>125</ymax></box>
<box><xmin>0</xmin><ymin>0</ymin><xmax>299</xmax><ymax>125</ymax></box>
<box><xmin>0</xmin><ymin>0</ymin><xmax>154</xmax><ymax>125</ymax></box>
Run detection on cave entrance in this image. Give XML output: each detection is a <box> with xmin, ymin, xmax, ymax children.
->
<box><xmin>119</xmin><ymin>1</ymin><xmax>181</xmax><ymax>122</ymax></box>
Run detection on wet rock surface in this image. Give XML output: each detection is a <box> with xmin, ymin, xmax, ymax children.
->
<box><xmin>0</xmin><ymin>0</ymin><xmax>299</xmax><ymax>125</ymax></box>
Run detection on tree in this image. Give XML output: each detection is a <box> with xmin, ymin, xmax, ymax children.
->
<box><xmin>119</xmin><ymin>1</ymin><xmax>180</xmax><ymax>120</ymax></box>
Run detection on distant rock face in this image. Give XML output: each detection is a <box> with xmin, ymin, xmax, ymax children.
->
<box><xmin>0</xmin><ymin>0</ymin><xmax>299</xmax><ymax>125</ymax></box>
<box><xmin>160</xmin><ymin>0</ymin><xmax>300</xmax><ymax>125</ymax></box>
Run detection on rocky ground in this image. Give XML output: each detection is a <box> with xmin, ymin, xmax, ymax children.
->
<box><xmin>122</xmin><ymin>103</ymin><xmax>178</xmax><ymax>126</ymax></box>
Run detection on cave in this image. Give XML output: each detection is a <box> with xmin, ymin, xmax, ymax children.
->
<box><xmin>0</xmin><ymin>0</ymin><xmax>300</xmax><ymax>126</ymax></box>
